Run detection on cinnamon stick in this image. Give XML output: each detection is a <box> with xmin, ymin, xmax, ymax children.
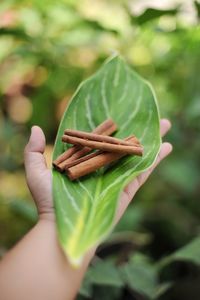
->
<box><xmin>58</xmin><ymin>132</ymin><xmax>141</xmax><ymax>171</ymax></box>
<box><xmin>53</xmin><ymin>119</ymin><xmax>117</xmax><ymax>170</ymax></box>
<box><xmin>64</xmin><ymin>150</ymin><xmax>102</xmax><ymax>169</ymax></box>
<box><xmin>66</xmin><ymin>136</ymin><xmax>138</xmax><ymax>180</ymax></box>
<box><xmin>57</xmin><ymin>147</ymin><xmax>92</xmax><ymax>171</ymax></box>
<box><xmin>64</xmin><ymin>129</ymin><xmax>140</xmax><ymax>146</ymax></box>
<box><xmin>62</xmin><ymin>135</ymin><xmax>143</xmax><ymax>155</ymax></box>
<box><xmin>62</xmin><ymin>135</ymin><xmax>141</xmax><ymax>170</ymax></box>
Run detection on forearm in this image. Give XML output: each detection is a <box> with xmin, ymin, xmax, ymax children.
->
<box><xmin>0</xmin><ymin>219</ymin><xmax>94</xmax><ymax>300</ymax></box>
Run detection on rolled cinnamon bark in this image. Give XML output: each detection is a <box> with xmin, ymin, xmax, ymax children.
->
<box><xmin>61</xmin><ymin>136</ymin><xmax>141</xmax><ymax>170</ymax></box>
<box><xmin>53</xmin><ymin>118</ymin><xmax>117</xmax><ymax>171</ymax></box>
<box><xmin>62</xmin><ymin>135</ymin><xmax>143</xmax><ymax>155</ymax></box>
<box><xmin>57</xmin><ymin>146</ymin><xmax>92</xmax><ymax>171</ymax></box>
<box><xmin>64</xmin><ymin>129</ymin><xmax>139</xmax><ymax>146</ymax></box>
<box><xmin>66</xmin><ymin>136</ymin><xmax>139</xmax><ymax>180</ymax></box>
<box><xmin>64</xmin><ymin>150</ymin><xmax>102</xmax><ymax>169</ymax></box>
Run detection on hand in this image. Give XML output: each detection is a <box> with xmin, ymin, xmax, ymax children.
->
<box><xmin>2</xmin><ymin>119</ymin><xmax>171</xmax><ymax>300</ymax></box>
<box><xmin>4</xmin><ymin>119</ymin><xmax>172</xmax><ymax>300</ymax></box>
<box><xmin>24</xmin><ymin>127</ymin><xmax>53</xmax><ymax>221</ymax></box>
<box><xmin>117</xmin><ymin>118</ymin><xmax>172</xmax><ymax>221</ymax></box>
<box><xmin>24</xmin><ymin>119</ymin><xmax>172</xmax><ymax>223</ymax></box>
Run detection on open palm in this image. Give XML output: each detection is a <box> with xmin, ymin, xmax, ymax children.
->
<box><xmin>24</xmin><ymin>119</ymin><xmax>172</xmax><ymax>223</ymax></box>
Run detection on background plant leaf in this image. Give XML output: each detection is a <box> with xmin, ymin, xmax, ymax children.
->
<box><xmin>53</xmin><ymin>55</ymin><xmax>161</xmax><ymax>265</ymax></box>
<box><xmin>0</xmin><ymin>28</ymin><xmax>30</xmax><ymax>40</ymax></box>
<box><xmin>171</xmin><ymin>236</ymin><xmax>200</xmax><ymax>266</ymax></box>
<box><xmin>88</xmin><ymin>260</ymin><xmax>124</xmax><ymax>287</ymax></box>
<box><xmin>173</xmin><ymin>236</ymin><xmax>200</xmax><ymax>265</ymax></box>
<box><xmin>131</xmin><ymin>7</ymin><xmax>179</xmax><ymax>25</ymax></box>
<box><xmin>158</xmin><ymin>236</ymin><xmax>200</xmax><ymax>271</ymax></box>
<box><xmin>121</xmin><ymin>253</ymin><xmax>157</xmax><ymax>298</ymax></box>
<box><xmin>194</xmin><ymin>1</ymin><xmax>200</xmax><ymax>20</ymax></box>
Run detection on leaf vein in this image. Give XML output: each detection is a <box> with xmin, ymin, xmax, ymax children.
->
<box><xmin>85</xmin><ymin>93</ymin><xmax>95</xmax><ymax>130</ymax></box>
<box><xmin>61</xmin><ymin>178</ymin><xmax>80</xmax><ymax>213</ymax></box>
<box><xmin>113</xmin><ymin>59</ymin><xmax>121</xmax><ymax>87</ymax></box>
<box><xmin>120</xmin><ymin>84</ymin><xmax>143</xmax><ymax>131</ymax></box>
<box><xmin>101</xmin><ymin>70</ymin><xmax>110</xmax><ymax>118</ymax></box>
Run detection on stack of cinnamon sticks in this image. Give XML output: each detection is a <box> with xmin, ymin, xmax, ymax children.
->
<box><xmin>53</xmin><ymin>119</ymin><xmax>143</xmax><ymax>180</ymax></box>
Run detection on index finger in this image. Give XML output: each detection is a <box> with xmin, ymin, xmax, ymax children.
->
<box><xmin>160</xmin><ymin>118</ymin><xmax>171</xmax><ymax>137</ymax></box>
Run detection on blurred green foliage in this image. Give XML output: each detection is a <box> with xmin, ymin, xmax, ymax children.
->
<box><xmin>0</xmin><ymin>0</ymin><xmax>200</xmax><ymax>299</ymax></box>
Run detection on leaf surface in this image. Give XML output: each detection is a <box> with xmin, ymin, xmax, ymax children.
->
<box><xmin>158</xmin><ymin>236</ymin><xmax>200</xmax><ymax>271</ymax></box>
<box><xmin>173</xmin><ymin>236</ymin><xmax>200</xmax><ymax>265</ymax></box>
<box><xmin>53</xmin><ymin>56</ymin><xmax>161</xmax><ymax>265</ymax></box>
<box><xmin>121</xmin><ymin>255</ymin><xmax>157</xmax><ymax>298</ymax></box>
<box><xmin>132</xmin><ymin>7</ymin><xmax>178</xmax><ymax>25</ymax></box>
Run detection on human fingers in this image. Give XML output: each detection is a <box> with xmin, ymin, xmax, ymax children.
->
<box><xmin>24</xmin><ymin>126</ymin><xmax>53</xmax><ymax>217</ymax></box>
<box><xmin>121</xmin><ymin>118</ymin><xmax>171</xmax><ymax>205</ymax></box>
<box><xmin>160</xmin><ymin>118</ymin><xmax>171</xmax><ymax>137</ymax></box>
<box><xmin>116</xmin><ymin>118</ymin><xmax>172</xmax><ymax>222</ymax></box>
<box><xmin>117</xmin><ymin>142</ymin><xmax>172</xmax><ymax>221</ymax></box>
<box><xmin>24</xmin><ymin>126</ymin><xmax>47</xmax><ymax>177</ymax></box>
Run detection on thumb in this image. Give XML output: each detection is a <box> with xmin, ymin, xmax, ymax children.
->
<box><xmin>24</xmin><ymin>126</ymin><xmax>53</xmax><ymax>219</ymax></box>
<box><xmin>24</xmin><ymin>126</ymin><xmax>49</xmax><ymax>204</ymax></box>
<box><xmin>24</xmin><ymin>126</ymin><xmax>47</xmax><ymax>175</ymax></box>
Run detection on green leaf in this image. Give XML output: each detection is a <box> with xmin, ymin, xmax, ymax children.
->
<box><xmin>88</xmin><ymin>260</ymin><xmax>124</xmax><ymax>287</ymax></box>
<box><xmin>80</xmin><ymin>19</ymin><xmax>118</xmax><ymax>35</ymax></box>
<box><xmin>132</xmin><ymin>7</ymin><xmax>178</xmax><ymax>25</ymax></box>
<box><xmin>79</xmin><ymin>261</ymin><xmax>123</xmax><ymax>298</ymax></box>
<box><xmin>153</xmin><ymin>282</ymin><xmax>172</xmax><ymax>299</ymax></box>
<box><xmin>194</xmin><ymin>1</ymin><xmax>200</xmax><ymax>20</ymax></box>
<box><xmin>172</xmin><ymin>236</ymin><xmax>200</xmax><ymax>265</ymax></box>
<box><xmin>52</xmin><ymin>55</ymin><xmax>161</xmax><ymax>265</ymax></box>
<box><xmin>0</xmin><ymin>28</ymin><xmax>30</xmax><ymax>40</ymax></box>
<box><xmin>121</xmin><ymin>253</ymin><xmax>158</xmax><ymax>298</ymax></box>
<box><xmin>159</xmin><ymin>236</ymin><xmax>200</xmax><ymax>269</ymax></box>
<box><xmin>79</xmin><ymin>271</ymin><xmax>92</xmax><ymax>298</ymax></box>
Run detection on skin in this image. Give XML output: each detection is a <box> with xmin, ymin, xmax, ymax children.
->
<box><xmin>0</xmin><ymin>119</ymin><xmax>172</xmax><ymax>300</ymax></box>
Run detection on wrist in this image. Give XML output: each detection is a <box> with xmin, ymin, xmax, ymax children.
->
<box><xmin>36</xmin><ymin>199</ymin><xmax>55</xmax><ymax>223</ymax></box>
<box><xmin>38</xmin><ymin>211</ymin><xmax>55</xmax><ymax>223</ymax></box>
<box><xmin>37</xmin><ymin>216</ymin><xmax>96</xmax><ymax>267</ymax></box>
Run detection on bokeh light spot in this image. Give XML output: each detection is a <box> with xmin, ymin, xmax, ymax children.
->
<box><xmin>8</xmin><ymin>96</ymin><xmax>32</xmax><ymax>124</ymax></box>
